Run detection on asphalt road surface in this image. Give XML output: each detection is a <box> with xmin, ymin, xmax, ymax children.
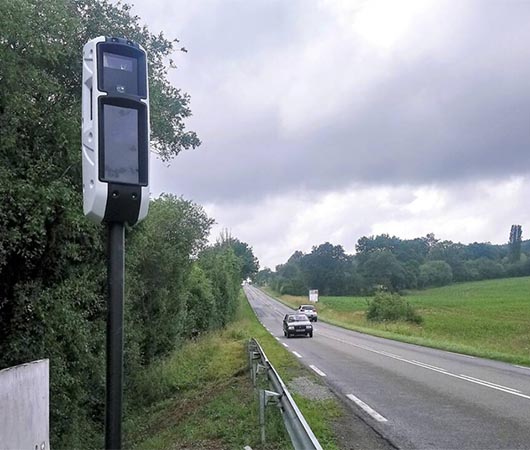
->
<box><xmin>244</xmin><ymin>285</ymin><xmax>530</xmax><ymax>450</ymax></box>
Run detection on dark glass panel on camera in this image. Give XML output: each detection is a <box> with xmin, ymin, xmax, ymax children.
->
<box><xmin>102</xmin><ymin>51</ymin><xmax>138</xmax><ymax>95</ymax></box>
<box><xmin>102</xmin><ymin>104</ymin><xmax>139</xmax><ymax>184</ymax></box>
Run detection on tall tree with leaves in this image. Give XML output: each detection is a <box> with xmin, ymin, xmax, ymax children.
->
<box><xmin>215</xmin><ymin>230</ymin><xmax>259</xmax><ymax>280</ymax></box>
<box><xmin>509</xmin><ymin>225</ymin><xmax>523</xmax><ymax>263</ymax></box>
<box><xmin>0</xmin><ymin>0</ymin><xmax>199</xmax><ymax>447</ymax></box>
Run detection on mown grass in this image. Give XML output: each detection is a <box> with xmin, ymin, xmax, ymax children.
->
<box><xmin>264</xmin><ymin>277</ymin><xmax>530</xmax><ymax>366</ymax></box>
<box><xmin>124</xmin><ymin>291</ymin><xmax>342</xmax><ymax>449</ymax></box>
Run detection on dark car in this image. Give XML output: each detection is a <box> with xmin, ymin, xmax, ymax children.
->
<box><xmin>283</xmin><ymin>314</ymin><xmax>313</xmax><ymax>338</ymax></box>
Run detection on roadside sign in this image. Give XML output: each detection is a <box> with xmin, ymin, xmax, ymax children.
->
<box><xmin>309</xmin><ymin>289</ymin><xmax>319</xmax><ymax>302</ymax></box>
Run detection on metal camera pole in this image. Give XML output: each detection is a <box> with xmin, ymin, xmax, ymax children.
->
<box><xmin>81</xmin><ymin>36</ymin><xmax>150</xmax><ymax>449</ymax></box>
<box><xmin>106</xmin><ymin>222</ymin><xmax>125</xmax><ymax>449</ymax></box>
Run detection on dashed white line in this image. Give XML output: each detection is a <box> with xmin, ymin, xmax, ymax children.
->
<box><xmin>515</xmin><ymin>365</ymin><xmax>530</xmax><ymax>371</ymax></box>
<box><xmin>292</xmin><ymin>351</ymin><xmax>303</xmax><ymax>358</ymax></box>
<box><xmin>274</xmin><ymin>337</ymin><xmax>280</xmax><ymax>341</ymax></box>
<box><xmin>309</xmin><ymin>365</ymin><xmax>327</xmax><ymax>376</ymax></box>
<box><xmin>282</xmin><ymin>343</ymin><xmax>289</xmax><ymax>348</ymax></box>
<box><xmin>458</xmin><ymin>374</ymin><xmax>521</xmax><ymax>393</ymax></box>
<box><xmin>347</xmin><ymin>394</ymin><xmax>388</xmax><ymax>422</ymax></box>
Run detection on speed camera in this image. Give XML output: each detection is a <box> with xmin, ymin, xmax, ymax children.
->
<box><xmin>82</xmin><ymin>36</ymin><xmax>150</xmax><ymax>225</ymax></box>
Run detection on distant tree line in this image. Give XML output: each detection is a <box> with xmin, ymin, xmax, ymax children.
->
<box><xmin>0</xmin><ymin>1</ymin><xmax>259</xmax><ymax>448</ymax></box>
<box><xmin>256</xmin><ymin>229</ymin><xmax>529</xmax><ymax>296</ymax></box>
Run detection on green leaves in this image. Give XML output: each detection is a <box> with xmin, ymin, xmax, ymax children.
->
<box><xmin>366</xmin><ymin>291</ymin><xmax>423</xmax><ymax>324</ymax></box>
<box><xmin>0</xmin><ymin>0</ymin><xmax>202</xmax><ymax>447</ymax></box>
<box><xmin>125</xmin><ymin>195</ymin><xmax>214</xmax><ymax>365</ymax></box>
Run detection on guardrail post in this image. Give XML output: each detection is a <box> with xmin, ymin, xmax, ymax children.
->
<box><xmin>253</xmin><ymin>363</ymin><xmax>268</xmax><ymax>387</ymax></box>
<box><xmin>249</xmin><ymin>338</ymin><xmax>323</xmax><ymax>450</ymax></box>
<box><xmin>259</xmin><ymin>389</ymin><xmax>265</xmax><ymax>444</ymax></box>
<box><xmin>249</xmin><ymin>348</ymin><xmax>262</xmax><ymax>386</ymax></box>
<box><xmin>259</xmin><ymin>389</ymin><xmax>281</xmax><ymax>444</ymax></box>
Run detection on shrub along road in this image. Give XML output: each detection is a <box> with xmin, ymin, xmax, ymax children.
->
<box><xmin>245</xmin><ymin>285</ymin><xmax>530</xmax><ymax>450</ymax></box>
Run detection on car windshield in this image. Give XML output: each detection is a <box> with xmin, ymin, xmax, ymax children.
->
<box><xmin>288</xmin><ymin>315</ymin><xmax>308</xmax><ymax>322</ymax></box>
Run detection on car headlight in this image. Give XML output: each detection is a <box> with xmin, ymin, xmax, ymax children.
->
<box><xmin>306</xmin><ymin>325</ymin><xmax>312</xmax><ymax>329</ymax></box>
<box><xmin>288</xmin><ymin>326</ymin><xmax>294</xmax><ymax>330</ymax></box>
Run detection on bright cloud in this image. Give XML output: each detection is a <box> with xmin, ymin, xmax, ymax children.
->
<box><xmin>124</xmin><ymin>0</ymin><xmax>530</xmax><ymax>268</ymax></box>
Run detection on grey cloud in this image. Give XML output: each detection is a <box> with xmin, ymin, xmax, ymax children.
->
<box><xmin>148</xmin><ymin>1</ymin><xmax>530</xmax><ymax>204</ymax></box>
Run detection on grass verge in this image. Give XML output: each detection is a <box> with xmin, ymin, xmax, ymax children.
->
<box><xmin>262</xmin><ymin>277</ymin><xmax>530</xmax><ymax>366</ymax></box>
<box><xmin>124</xmin><ymin>291</ymin><xmax>343</xmax><ymax>449</ymax></box>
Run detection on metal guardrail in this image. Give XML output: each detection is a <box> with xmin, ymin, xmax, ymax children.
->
<box><xmin>248</xmin><ymin>338</ymin><xmax>323</xmax><ymax>450</ymax></box>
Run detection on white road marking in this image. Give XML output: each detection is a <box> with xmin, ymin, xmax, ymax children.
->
<box><xmin>321</xmin><ymin>332</ymin><xmax>530</xmax><ymax>401</ymax></box>
<box><xmin>309</xmin><ymin>365</ymin><xmax>327</xmax><ymax>376</ymax></box>
<box><xmin>282</xmin><ymin>343</ymin><xmax>289</xmax><ymax>348</ymax></box>
<box><xmin>292</xmin><ymin>351</ymin><xmax>303</xmax><ymax>358</ymax></box>
<box><xmin>515</xmin><ymin>365</ymin><xmax>530</xmax><ymax>371</ymax></box>
<box><xmin>347</xmin><ymin>394</ymin><xmax>388</xmax><ymax>422</ymax></box>
<box><xmin>411</xmin><ymin>360</ymin><xmax>449</xmax><ymax>373</ymax></box>
<box><xmin>275</xmin><ymin>337</ymin><xmax>280</xmax><ymax>341</ymax></box>
<box><xmin>458</xmin><ymin>374</ymin><xmax>521</xmax><ymax>393</ymax></box>
<box><xmin>445</xmin><ymin>350</ymin><xmax>476</xmax><ymax>359</ymax></box>
<box><xmin>254</xmin><ymin>290</ymin><xmax>530</xmax><ymax>401</ymax></box>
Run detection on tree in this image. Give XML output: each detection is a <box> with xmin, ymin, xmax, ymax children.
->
<box><xmin>359</xmin><ymin>250</ymin><xmax>407</xmax><ymax>292</ymax></box>
<box><xmin>0</xmin><ymin>1</ymin><xmax>200</xmax><ymax>447</ymax></box>
<box><xmin>215</xmin><ymin>230</ymin><xmax>259</xmax><ymax>280</ymax></box>
<box><xmin>255</xmin><ymin>267</ymin><xmax>273</xmax><ymax>286</ymax></box>
<box><xmin>299</xmin><ymin>242</ymin><xmax>353</xmax><ymax>295</ymax></box>
<box><xmin>230</xmin><ymin>240</ymin><xmax>259</xmax><ymax>280</ymax></box>
<box><xmin>418</xmin><ymin>261</ymin><xmax>453</xmax><ymax>288</ymax></box>
<box><xmin>274</xmin><ymin>252</ymin><xmax>308</xmax><ymax>295</ymax></box>
<box><xmin>355</xmin><ymin>234</ymin><xmax>431</xmax><ymax>265</ymax></box>
<box><xmin>199</xmin><ymin>245</ymin><xmax>242</xmax><ymax>327</ymax></box>
<box><xmin>126</xmin><ymin>195</ymin><xmax>213</xmax><ymax>365</ymax></box>
<box><xmin>509</xmin><ymin>225</ymin><xmax>523</xmax><ymax>263</ymax></box>
<box><xmin>356</xmin><ymin>234</ymin><xmax>402</xmax><ymax>263</ymax></box>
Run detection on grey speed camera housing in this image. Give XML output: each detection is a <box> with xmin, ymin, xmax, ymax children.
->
<box><xmin>82</xmin><ymin>36</ymin><xmax>150</xmax><ymax>225</ymax></box>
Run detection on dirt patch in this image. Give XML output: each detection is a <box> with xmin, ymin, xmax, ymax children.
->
<box><xmin>288</xmin><ymin>376</ymin><xmax>334</xmax><ymax>401</ymax></box>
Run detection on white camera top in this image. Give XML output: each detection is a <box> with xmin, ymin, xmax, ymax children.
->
<box><xmin>82</xmin><ymin>36</ymin><xmax>150</xmax><ymax>225</ymax></box>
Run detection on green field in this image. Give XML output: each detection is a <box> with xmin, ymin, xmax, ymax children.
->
<box><xmin>266</xmin><ymin>276</ymin><xmax>530</xmax><ymax>366</ymax></box>
<box><xmin>124</xmin><ymin>292</ymin><xmax>343</xmax><ymax>450</ymax></box>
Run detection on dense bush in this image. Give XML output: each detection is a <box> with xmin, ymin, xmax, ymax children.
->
<box><xmin>125</xmin><ymin>195</ymin><xmax>214</xmax><ymax>366</ymax></box>
<box><xmin>366</xmin><ymin>292</ymin><xmax>423</xmax><ymax>324</ymax></box>
<box><xmin>0</xmin><ymin>1</ymin><xmax>256</xmax><ymax>447</ymax></box>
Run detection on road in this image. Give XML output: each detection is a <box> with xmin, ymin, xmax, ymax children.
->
<box><xmin>244</xmin><ymin>285</ymin><xmax>530</xmax><ymax>450</ymax></box>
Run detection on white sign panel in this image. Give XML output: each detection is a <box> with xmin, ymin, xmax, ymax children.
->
<box><xmin>309</xmin><ymin>289</ymin><xmax>319</xmax><ymax>302</ymax></box>
<box><xmin>0</xmin><ymin>359</ymin><xmax>49</xmax><ymax>450</ymax></box>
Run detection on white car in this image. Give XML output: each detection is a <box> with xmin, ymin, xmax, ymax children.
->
<box><xmin>297</xmin><ymin>305</ymin><xmax>317</xmax><ymax>322</ymax></box>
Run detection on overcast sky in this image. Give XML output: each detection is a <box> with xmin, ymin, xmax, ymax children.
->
<box><xmin>125</xmin><ymin>0</ymin><xmax>530</xmax><ymax>269</ymax></box>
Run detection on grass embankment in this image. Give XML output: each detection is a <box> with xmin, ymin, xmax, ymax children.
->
<box><xmin>124</xmin><ymin>291</ymin><xmax>342</xmax><ymax>450</ymax></box>
<box><xmin>264</xmin><ymin>277</ymin><xmax>530</xmax><ymax>366</ymax></box>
